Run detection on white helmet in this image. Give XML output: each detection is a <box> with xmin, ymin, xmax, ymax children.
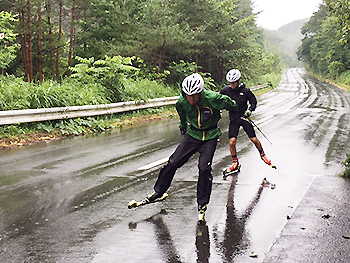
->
<box><xmin>226</xmin><ymin>69</ymin><xmax>241</xmax><ymax>83</ymax></box>
<box><xmin>182</xmin><ymin>73</ymin><xmax>204</xmax><ymax>95</ymax></box>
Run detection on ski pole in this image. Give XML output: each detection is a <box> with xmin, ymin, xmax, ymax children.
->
<box><xmin>244</xmin><ymin>117</ymin><xmax>273</xmax><ymax>145</ymax></box>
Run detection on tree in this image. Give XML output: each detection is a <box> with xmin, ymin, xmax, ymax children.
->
<box><xmin>74</xmin><ymin>0</ymin><xmax>142</xmax><ymax>59</ymax></box>
<box><xmin>0</xmin><ymin>0</ymin><xmax>280</xmax><ymax>84</ymax></box>
<box><xmin>0</xmin><ymin>11</ymin><xmax>19</xmax><ymax>74</ymax></box>
<box><xmin>298</xmin><ymin>5</ymin><xmax>328</xmax><ymax>73</ymax></box>
<box><xmin>38</xmin><ymin>6</ymin><xmax>43</xmax><ymax>83</ymax></box>
<box><xmin>325</xmin><ymin>0</ymin><xmax>350</xmax><ymax>43</ymax></box>
<box><xmin>67</xmin><ymin>0</ymin><xmax>76</xmax><ymax>77</ymax></box>
<box><xmin>56</xmin><ymin>0</ymin><xmax>63</xmax><ymax>79</ymax></box>
<box><xmin>298</xmin><ymin>2</ymin><xmax>350</xmax><ymax>79</ymax></box>
<box><xmin>136</xmin><ymin>0</ymin><xmax>194</xmax><ymax>74</ymax></box>
<box><xmin>46</xmin><ymin>0</ymin><xmax>55</xmax><ymax>78</ymax></box>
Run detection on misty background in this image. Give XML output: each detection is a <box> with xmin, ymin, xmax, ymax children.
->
<box><xmin>263</xmin><ymin>18</ymin><xmax>308</xmax><ymax>68</ymax></box>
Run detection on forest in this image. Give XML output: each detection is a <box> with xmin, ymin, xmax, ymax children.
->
<box><xmin>2</xmin><ymin>0</ymin><xmax>350</xmax><ymax>147</ymax></box>
<box><xmin>298</xmin><ymin>0</ymin><xmax>350</xmax><ymax>86</ymax></box>
<box><xmin>0</xmin><ymin>0</ymin><xmax>284</xmax><ymax>110</ymax></box>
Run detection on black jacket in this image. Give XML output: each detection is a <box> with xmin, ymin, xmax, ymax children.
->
<box><xmin>220</xmin><ymin>83</ymin><xmax>257</xmax><ymax>119</ymax></box>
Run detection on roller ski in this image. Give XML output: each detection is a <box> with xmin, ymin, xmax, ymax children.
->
<box><xmin>128</xmin><ymin>192</ymin><xmax>168</xmax><ymax>209</ymax></box>
<box><xmin>198</xmin><ymin>205</ymin><xmax>207</xmax><ymax>224</ymax></box>
<box><xmin>223</xmin><ymin>159</ymin><xmax>241</xmax><ymax>179</ymax></box>
<box><xmin>260</xmin><ymin>151</ymin><xmax>276</xmax><ymax>169</ymax></box>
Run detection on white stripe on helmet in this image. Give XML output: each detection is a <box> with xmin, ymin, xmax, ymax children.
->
<box><xmin>226</xmin><ymin>69</ymin><xmax>241</xmax><ymax>83</ymax></box>
<box><xmin>182</xmin><ymin>73</ymin><xmax>204</xmax><ymax>95</ymax></box>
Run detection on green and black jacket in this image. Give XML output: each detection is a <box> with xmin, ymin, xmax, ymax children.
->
<box><xmin>176</xmin><ymin>89</ymin><xmax>237</xmax><ymax>141</ymax></box>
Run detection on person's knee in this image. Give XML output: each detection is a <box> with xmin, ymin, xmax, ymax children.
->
<box><xmin>167</xmin><ymin>156</ymin><xmax>182</xmax><ymax>169</ymax></box>
<box><xmin>198</xmin><ymin>161</ymin><xmax>212</xmax><ymax>174</ymax></box>
<box><xmin>229</xmin><ymin>137</ymin><xmax>237</xmax><ymax>147</ymax></box>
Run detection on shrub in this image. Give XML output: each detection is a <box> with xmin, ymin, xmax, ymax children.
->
<box><xmin>340</xmin><ymin>154</ymin><xmax>350</xmax><ymax>178</ymax></box>
<box><xmin>123</xmin><ymin>78</ymin><xmax>178</xmax><ymax>102</ymax></box>
<box><xmin>337</xmin><ymin>70</ymin><xmax>350</xmax><ymax>86</ymax></box>
<box><xmin>0</xmin><ymin>75</ymin><xmax>110</xmax><ymax>110</ymax></box>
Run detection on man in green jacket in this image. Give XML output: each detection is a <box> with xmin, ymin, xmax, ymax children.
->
<box><xmin>145</xmin><ymin>73</ymin><xmax>237</xmax><ymax>222</ymax></box>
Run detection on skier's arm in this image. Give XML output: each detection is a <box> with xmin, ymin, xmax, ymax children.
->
<box><xmin>216</xmin><ymin>93</ymin><xmax>237</xmax><ymax>112</ymax></box>
<box><xmin>176</xmin><ymin>100</ymin><xmax>187</xmax><ymax>133</ymax></box>
<box><xmin>247</xmin><ymin>89</ymin><xmax>257</xmax><ymax>112</ymax></box>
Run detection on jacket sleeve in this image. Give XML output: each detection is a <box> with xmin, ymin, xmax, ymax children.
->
<box><xmin>176</xmin><ymin>99</ymin><xmax>187</xmax><ymax>130</ymax></box>
<box><xmin>212</xmin><ymin>92</ymin><xmax>237</xmax><ymax>111</ymax></box>
<box><xmin>247</xmin><ymin>89</ymin><xmax>257</xmax><ymax>111</ymax></box>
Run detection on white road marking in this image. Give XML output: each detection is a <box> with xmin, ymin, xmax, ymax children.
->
<box><xmin>138</xmin><ymin>157</ymin><xmax>169</xmax><ymax>171</ymax></box>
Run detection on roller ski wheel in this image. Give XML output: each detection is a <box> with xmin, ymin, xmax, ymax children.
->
<box><xmin>128</xmin><ymin>192</ymin><xmax>168</xmax><ymax>209</ymax></box>
<box><xmin>223</xmin><ymin>164</ymin><xmax>241</xmax><ymax>179</ymax></box>
<box><xmin>269</xmin><ymin>163</ymin><xmax>277</xmax><ymax>169</ymax></box>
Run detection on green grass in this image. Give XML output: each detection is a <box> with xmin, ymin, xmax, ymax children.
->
<box><xmin>123</xmin><ymin>78</ymin><xmax>178</xmax><ymax>101</ymax></box>
<box><xmin>0</xmin><ymin>71</ymin><xmax>279</xmax><ymax>147</ymax></box>
<box><xmin>0</xmin><ymin>75</ymin><xmax>179</xmax><ymax>111</ymax></box>
<box><xmin>340</xmin><ymin>154</ymin><xmax>350</xmax><ymax>178</ymax></box>
<box><xmin>0</xmin><ymin>75</ymin><xmax>109</xmax><ymax>110</ymax></box>
<box><xmin>0</xmin><ymin>74</ymin><xmax>179</xmax><ymax>146</ymax></box>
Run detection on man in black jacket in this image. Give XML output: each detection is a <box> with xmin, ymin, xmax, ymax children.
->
<box><xmin>220</xmin><ymin>69</ymin><xmax>272</xmax><ymax>172</ymax></box>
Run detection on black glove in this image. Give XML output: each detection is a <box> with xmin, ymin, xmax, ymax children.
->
<box><xmin>179</xmin><ymin>126</ymin><xmax>186</xmax><ymax>136</ymax></box>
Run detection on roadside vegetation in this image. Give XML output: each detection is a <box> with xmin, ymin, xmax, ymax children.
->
<box><xmin>340</xmin><ymin>154</ymin><xmax>350</xmax><ymax>178</ymax></box>
<box><xmin>0</xmin><ymin>1</ymin><xmax>284</xmax><ymax>149</ymax></box>
<box><xmin>298</xmin><ymin>1</ymin><xmax>350</xmax><ymax>93</ymax></box>
<box><xmin>0</xmin><ymin>108</ymin><xmax>177</xmax><ymax>148</ymax></box>
<box><xmin>0</xmin><ymin>74</ymin><xmax>278</xmax><ymax>149</ymax></box>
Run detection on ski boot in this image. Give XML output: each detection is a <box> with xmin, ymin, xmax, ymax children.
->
<box><xmin>145</xmin><ymin>191</ymin><xmax>163</xmax><ymax>203</ymax></box>
<box><xmin>230</xmin><ymin>158</ymin><xmax>240</xmax><ymax>172</ymax></box>
<box><xmin>223</xmin><ymin>158</ymin><xmax>241</xmax><ymax>178</ymax></box>
<box><xmin>198</xmin><ymin>204</ymin><xmax>207</xmax><ymax>223</ymax></box>
<box><xmin>260</xmin><ymin>151</ymin><xmax>276</xmax><ymax>169</ymax></box>
<box><xmin>128</xmin><ymin>191</ymin><xmax>168</xmax><ymax>209</ymax></box>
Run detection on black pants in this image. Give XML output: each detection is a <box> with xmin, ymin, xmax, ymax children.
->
<box><xmin>154</xmin><ymin>134</ymin><xmax>218</xmax><ymax>206</ymax></box>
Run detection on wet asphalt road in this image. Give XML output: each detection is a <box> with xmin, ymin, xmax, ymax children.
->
<box><xmin>0</xmin><ymin>68</ymin><xmax>349</xmax><ymax>263</ymax></box>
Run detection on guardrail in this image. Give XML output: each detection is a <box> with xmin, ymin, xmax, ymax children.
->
<box><xmin>250</xmin><ymin>83</ymin><xmax>269</xmax><ymax>91</ymax></box>
<box><xmin>0</xmin><ymin>97</ymin><xmax>179</xmax><ymax>126</ymax></box>
<box><xmin>0</xmin><ymin>84</ymin><xmax>269</xmax><ymax>126</ymax></box>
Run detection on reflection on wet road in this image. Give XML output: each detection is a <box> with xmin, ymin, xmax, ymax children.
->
<box><xmin>213</xmin><ymin>175</ymin><xmax>267</xmax><ymax>262</ymax></box>
<box><xmin>1</xmin><ymin>68</ymin><xmax>350</xmax><ymax>262</ymax></box>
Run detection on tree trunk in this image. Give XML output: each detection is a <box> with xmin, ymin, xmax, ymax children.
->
<box><xmin>67</xmin><ymin>0</ymin><xmax>76</xmax><ymax>77</ymax></box>
<box><xmin>38</xmin><ymin>8</ymin><xmax>43</xmax><ymax>84</ymax></box>
<box><xmin>27</xmin><ymin>0</ymin><xmax>33</xmax><ymax>82</ymax></box>
<box><xmin>47</xmin><ymin>0</ymin><xmax>55</xmax><ymax>78</ymax></box>
<box><xmin>56</xmin><ymin>1</ymin><xmax>63</xmax><ymax>80</ymax></box>
<box><xmin>19</xmin><ymin>8</ymin><xmax>29</xmax><ymax>82</ymax></box>
<box><xmin>158</xmin><ymin>41</ymin><xmax>166</xmax><ymax>74</ymax></box>
<box><xmin>220</xmin><ymin>59</ymin><xmax>223</xmax><ymax>82</ymax></box>
<box><xmin>195</xmin><ymin>0</ymin><xmax>199</xmax><ymax>72</ymax></box>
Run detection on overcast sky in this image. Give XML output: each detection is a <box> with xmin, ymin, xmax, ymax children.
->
<box><xmin>253</xmin><ymin>0</ymin><xmax>323</xmax><ymax>30</ymax></box>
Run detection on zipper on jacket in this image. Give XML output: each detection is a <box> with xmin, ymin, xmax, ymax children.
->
<box><xmin>195</xmin><ymin>105</ymin><xmax>208</xmax><ymax>141</ymax></box>
<box><xmin>196</xmin><ymin>105</ymin><xmax>201</xmax><ymax>129</ymax></box>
